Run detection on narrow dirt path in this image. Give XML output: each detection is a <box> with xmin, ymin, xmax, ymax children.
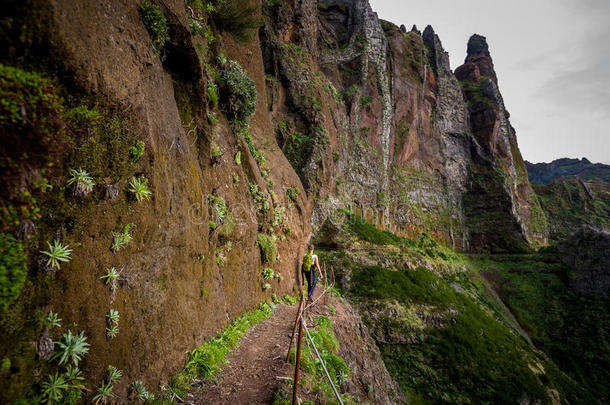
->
<box><xmin>186</xmin><ymin>301</ymin><xmax>300</xmax><ymax>404</ymax></box>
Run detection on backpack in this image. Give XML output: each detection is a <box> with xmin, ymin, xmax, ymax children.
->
<box><xmin>302</xmin><ymin>252</ymin><xmax>313</xmax><ymax>272</ymax></box>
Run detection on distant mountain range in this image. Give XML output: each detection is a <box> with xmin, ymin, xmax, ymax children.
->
<box><xmin>526</xmin><ymin>158</ymin><xmax>610</xmax><ymax>185</ymax></box>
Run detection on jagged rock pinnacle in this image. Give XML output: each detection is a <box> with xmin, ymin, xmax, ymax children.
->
<box><xmin>400</xmin><ymin>24</ymin><xmax>407</xmax><ymax>33</ymax></box>
<box><xmin>466</xmin><ymin>34</ymin><xmax>491</xmax><ymax>61</ymax></box>
<box><xmin>456</xmin><ymin>33</ymin><xmax>497</xmax><ymax>83</ymax></box>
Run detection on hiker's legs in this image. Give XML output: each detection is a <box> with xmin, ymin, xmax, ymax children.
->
<box><xmin>308</xmin><ymin>271</ymin><xmax>317</xmax><ymax>298</ymax></box>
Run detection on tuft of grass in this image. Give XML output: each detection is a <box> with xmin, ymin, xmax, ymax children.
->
<box><xmin>0</xmin><ymin>233</ymin><xmax>27</xmax><ymax>312</ymax></box>
<box><xmin>41</xmin><ymin>239</ymin><xmax>73</xmax><ymax>270</ymax></box>
<box><xmin>128</xmin><ymin>176</ymin><xmax>152</xmax><ymax>202</ymax></box>
<box><xmin>139</xmin><ymin>0</ymin><xmax>170</xmax><ymax>54</ymax></box>
<box><xmin>111</xmin><ymin>224</ymin><xmax>133</xmax><ymax>252</ymax></box>
<box><xmin>256</xmin><ymin>233</ymin><xmax>277</xmax><ymax>263</ymax></box>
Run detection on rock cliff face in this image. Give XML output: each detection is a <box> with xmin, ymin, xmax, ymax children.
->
<box><xmin>0</xmin><ymin>0</ymin><xmax>552</xmax><ymax>401</ymax></box>
<box><xmin>262</xmin><ymin>0</ymin><xmax>546</xmax><ymax>252</ymax></box>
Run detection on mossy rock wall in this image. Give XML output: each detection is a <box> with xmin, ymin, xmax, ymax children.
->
<box><xmin>0</xmin><ymin>0</ymin><xmax>310</xmax><ymax>401</ymax></box>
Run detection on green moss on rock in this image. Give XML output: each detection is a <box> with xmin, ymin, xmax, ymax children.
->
<box><xmin>0</xmin><ymin>234</ymin><xmax>27</xmax><ymax>312</ymax></box>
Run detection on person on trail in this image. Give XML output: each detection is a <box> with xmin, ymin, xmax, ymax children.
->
<box><xmin>302</xmin><ymin>244</ymin><xmax>321</xmax><ymax>300</ymax></box>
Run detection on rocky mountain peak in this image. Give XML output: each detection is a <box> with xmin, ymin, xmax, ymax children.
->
<box><xmin>456</xmin><ymin>33</ymin><xmax>498</xmax><ymax>83</ymax></box>
<box><xmin>466</xmin><ymin>33</ymin><xmax>490</xmax><ymax>60</ymax></box>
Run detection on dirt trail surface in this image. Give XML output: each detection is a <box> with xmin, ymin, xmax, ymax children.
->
<box><xmin>187</xmin><ymin>289</ymin><xmax>404</xmax><ymax>404</ymax></box>
<box><xmin>187</xmin><ymin>302</ymin><xmax>297</xmax><ymax>404</ymax></box>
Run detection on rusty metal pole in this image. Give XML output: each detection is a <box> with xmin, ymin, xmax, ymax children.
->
<box><xmin>292</xmin><ymin>294</ymin><xmax>305</xmax><ymax>405</ymax></box>
<box><xmin>323</xmin><ymin>264</ymin><xmax>327</xmax><ymax>305</ymax></box>
<box><xmin>286</xmin><ymin>297</ymin><xmax>304</xmax><ymax>362</ymax></box>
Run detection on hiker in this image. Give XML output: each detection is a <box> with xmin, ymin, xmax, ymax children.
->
<box><xmin>302</xmin><ymin>244</ymin><xmax>321</xmax><ymax>300</ymax></box>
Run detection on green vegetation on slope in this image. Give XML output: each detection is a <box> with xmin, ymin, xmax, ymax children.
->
<box><xmin>317</xmin><ymin>212</ymin><xmax>598</xmax><ymax>404</ymax></box>
<box><xmin>352</xmin><ymin>265</ymin><xmax>554</xmax><ymax>404</ymax></box>
<box><xmin>472</xmin><ymin>254</ymin><xmax>610</xmax><ymax>402</ymax></box>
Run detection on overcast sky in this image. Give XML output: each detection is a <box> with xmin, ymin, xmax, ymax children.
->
<box><xmin>370</xmin><ymin>0</ymin><xmax>610</xmax><ymax>164</ymax></box>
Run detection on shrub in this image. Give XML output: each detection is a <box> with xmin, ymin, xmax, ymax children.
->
<box><xmin>360</xmin><ymin>95</ymin><xmax>373</xmax><ymax>106</ymax></box>
<box><xmin>129</xmin><ymin>176</ymin><xmax>152</xmax><ymax>202</ymax></box>
<box><xmin>256</xmin><ymin>233</ymin><xmax>277</xmax><ymax>263</ymax></box>
<box><xmin>129</xmin><ymin>140</ymin><xmax>145</xmax><ymax>162</ymax></box>
<box><xmin>139</xmin><ymin>0</ymin><xmax>170</xmax><ymax>54</ymax></box>
<box><xmin>220</xmin><ymin>60</ymin><xmax>257</xmax><ymax>121</ymax></box>
<box><xmin>53</xmin><ymin>330</ymin><xmax>90</xmax><ymax>367</ymax></box>
<box><xmin>41</xmin><ymin>239</ymin><xmax>73</xmax><ymax>270</ymax></box>
<box><xmin>213</xmin><ymin>0</ymin><xmax>260</xmax><ymax>44</ymax></box>
<box><xmin>0</xmin><ymin>234</ymin><xmax>27</xmax><ymax>312</ymax></box>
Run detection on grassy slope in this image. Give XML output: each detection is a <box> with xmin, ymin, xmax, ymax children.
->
<box><xmin>317</xmin><ymin>212</ymin><xmax>601</xmax><ymax>404</ymax></box>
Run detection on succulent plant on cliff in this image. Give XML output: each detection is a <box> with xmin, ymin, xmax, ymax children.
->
<box><xmin>40</xmin><ymin>372</ymin><xmax>69</xmax><ymax>404</ymax></box>
<box><xmin>131</xmin><ymin>380</ymin><xmax>155</xmax><ymax>402</ymax></box>
<box><xmin>111</xmin><ymin>224</ymin><xmax>133</xmax><ymax>252</ymax></box>
<box><xmin>92</xmin><ymin>381</ymin><xmax>114</xmax><ymax>404</ymax></box>
<box><xmin>45</xmin><ymin>311</ymin><xmax>62</xmax><ymax>329</ymax></box>
<box><xmin>66</xmin><ymin>168</ymin><xmax>95</xmax><ymax>197</ymax></box>
<box><xmin>106</xmin><ymin>309</ymin><xmax>120</xmax><ymax>339</ymax></box>
<box><xmin>41</xmin><ymin>239</ymin><xmax>72</xmax><ymax>271</ymax></box>
<box><xmin>101</xmin><ymin>266</ymin><xmax>120</xmax><ymax>291</ymax></box>
<box><xmin>129</xmin><ymin>176</ymin><xmax>152</xmax><ymax>202</ymax></box>
<box><xmin>53</xmin><ymin>330</ymin><xmax>90</xmax><ymax>367</ymax></box>
<box><xmin>139</xmin><ymin>0</ymin><xmax>169</xmax><ymax>54</ymax></box>
<box><xmin>107</xmin><ymin>365</ymin><xmax>122</xmax><ymax>383</ymax></box>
